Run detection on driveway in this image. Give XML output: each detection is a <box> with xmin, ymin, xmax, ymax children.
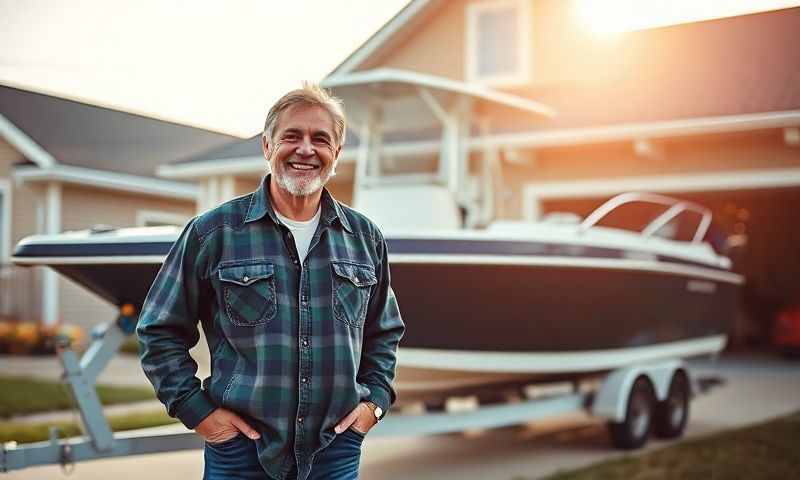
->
<box><xmin>3</xmin><ymin>353</ymin><xmax>799</xmax><ymax>479</ymax></box>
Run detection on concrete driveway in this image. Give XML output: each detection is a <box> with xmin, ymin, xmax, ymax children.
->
<box><xmin>3</xmin><ymin>353</ymin><xmax>799</xmax><ymax>479</ymax></box>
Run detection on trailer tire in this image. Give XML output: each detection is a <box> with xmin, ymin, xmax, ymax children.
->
<box><xmin>653</xmin><ymin>370</ymin><xmax>690</xmax><ymax>439</ymax></box>
<box><xmin>608</xmin><ymin>376</ymin><xmax>655</xmax><ymax>449</ymax></box>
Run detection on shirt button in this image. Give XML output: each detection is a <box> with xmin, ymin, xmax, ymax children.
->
<box><xmin>301</xmin><ymin>377</ymin><xmax>308</xmax><ymax>383</ymax></box>
<box><xmin>302</xmin><ymin>339</ymin><xmax>309</xmax><ymax>347</ymax></box>
<box><xmin>242</xmin><ymin>276</ymin><xmax>249</xmax><ymax>283</ymax></box>
<box><xmin>297</xmin><ymin>417</ymin><xmax>304</xmax><ymax>423</ymax></box>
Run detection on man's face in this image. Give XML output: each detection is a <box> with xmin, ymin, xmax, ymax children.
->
<box><xmin>263</xmin><ymin>104</ymin><xmax>341</xmax><ymax>197</ymax></box>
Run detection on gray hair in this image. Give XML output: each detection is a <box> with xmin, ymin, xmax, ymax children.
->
<box><xmin>262</xmin><ymin>82</ymin><xmax>346</xmax><ymax>148</ymax></box>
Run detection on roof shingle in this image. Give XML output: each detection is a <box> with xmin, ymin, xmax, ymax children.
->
<box><xmin>0</xmin><ymin>85</ymin><xmax>238</xmax><ymax>177</ymax></box>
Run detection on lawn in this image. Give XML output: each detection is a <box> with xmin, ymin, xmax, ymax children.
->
<box><xmin>0</xmin><ymin>375</ymin><xmax>156</xmax><ymax>418</ymax></box>
<box><xmin>540</xmin><ymin>410</ymin><xmax>800</xmax><ymax>480</ymax></box>
<box><xmin>0</xmin><ymin>410</ymin><xmax>179</xmax><ymax>443</ymax></box>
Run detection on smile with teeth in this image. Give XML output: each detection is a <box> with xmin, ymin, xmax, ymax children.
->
<box><xmin>288</xmin><ymin>162</ymin><xmax>319</xmax><ymax>171</ymax></box>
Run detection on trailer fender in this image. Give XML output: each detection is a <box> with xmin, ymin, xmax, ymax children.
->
<box><xmin>592</xmin><ymin>360</ymin><xmax>687</xmax><ymax>422</ymax></box>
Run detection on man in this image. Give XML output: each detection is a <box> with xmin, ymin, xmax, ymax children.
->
<box><xmin>137</xmin><ymin>83</ymin><xmax>405</xmax><ymax>480</ymax></box>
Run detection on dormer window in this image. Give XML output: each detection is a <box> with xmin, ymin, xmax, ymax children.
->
<box><xmin>466</xmin><ymin>0</ymin><xmax>531</xmax><ymax>86</ymax></box>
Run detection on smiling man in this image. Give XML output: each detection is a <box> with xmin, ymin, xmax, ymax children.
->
<box><xmin>137</xmin><ymin>83</ymin><xmax>405</xmax><ymax>480</ymax></box>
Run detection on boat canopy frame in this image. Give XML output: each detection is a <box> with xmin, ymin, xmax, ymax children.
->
<box><xmin>321</xmin><ymin>68</ymin><xmax>557</xmax><ymax>228</ymax></box>
<box><xmin>579</xmin><ymin>192</ymin><xmax>713</xmax><ymax>244</ymax></box>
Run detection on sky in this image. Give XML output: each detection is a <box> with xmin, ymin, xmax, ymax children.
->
<box><xmin>1</xmin><ymin>0</ymin><xmax>799</xmax><ymax>138</ymax></box>
<box><xmin>0</xmin><ymin>0</ymin><xmax>409</xmax><ymax>137</ymax></box>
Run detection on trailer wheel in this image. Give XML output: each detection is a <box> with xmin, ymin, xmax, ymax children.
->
<box><xmin>653</xmin><ymin>370</ymin><xmax>690</xmax><ymax>439</ymax></box>
<box><xmin>608</xmin><ymin>376</ymin><xmax>655</xmax><ymax>449</ymax></box>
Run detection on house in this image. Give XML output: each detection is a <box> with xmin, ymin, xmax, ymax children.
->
<box><xmin>0</xmin><ymin>83</ymin><xmax>237</xmax><ymax>332</ymax></box>
<box><xmin>156</xmin><ymin>2</ymin><xmax>800</xmax><ymax>339</ymax></box>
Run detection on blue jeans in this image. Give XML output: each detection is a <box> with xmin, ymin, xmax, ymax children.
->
<box><xmin>203</xmin><ymin>428</ymin><xmax>364</xmax><ymax>480</ymax></box>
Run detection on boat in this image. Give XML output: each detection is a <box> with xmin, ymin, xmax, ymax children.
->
<box><xmin>12</xmin><ymin>191</ymin><xmax>743</xmax><ymax>405</ymax></box>
<box><xmin>385</xmin><ymin>192</ymin><xmax>743</xmax><ymax>403</ymax></box>
<box><xmin>12</xmin><ymin>72</ymin><xmax>743</xmax><ymax>406</ymax></box>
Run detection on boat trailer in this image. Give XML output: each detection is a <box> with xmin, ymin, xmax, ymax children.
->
<box><xmin>1</xmin><ymin>307</ymin><xmax>724</xmax><ymax>473</ymax></box>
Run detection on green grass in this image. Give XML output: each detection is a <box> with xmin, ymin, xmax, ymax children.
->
<box><xmin>540</xmin><ymin>410</ymin><xmax>800</xmax><ymax>480</ymax></box>
<box><xmin>0</xmin><ymin>375</ymin><xmax>156</xmax><ymax>418</ymax></box>
<box><xmin>0</xmin><ymin>410</ymin><xmax>179</xmax><ymax>444</ymax></box>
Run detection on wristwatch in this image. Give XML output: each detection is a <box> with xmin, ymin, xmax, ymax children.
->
<box><xmin>365</xmin><ymin>401</ymin><xmax>383</xmax><ymax>420</ymax></box>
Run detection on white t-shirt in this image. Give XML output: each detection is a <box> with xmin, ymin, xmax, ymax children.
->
<box><xmin>274</xmin><ymin>207</ymin><xmax>321</xmax><ymax>264</ymax></box>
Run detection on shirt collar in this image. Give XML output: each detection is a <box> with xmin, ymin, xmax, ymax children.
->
<box><xmin>244</xmin><ymin>174</ymin><xmax>353</xmax><ymax>233</ymax></box>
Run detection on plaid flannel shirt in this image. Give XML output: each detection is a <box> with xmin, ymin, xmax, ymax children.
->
<box><xmin>137</xmin><ymin>175</ymin><xmax>404</xmax><ymax>480</ymax></box>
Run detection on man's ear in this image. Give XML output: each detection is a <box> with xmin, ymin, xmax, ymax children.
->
<box><xmin>261</xmin><ymin>135</ymin><xmax>271</xmax><ymax>160</ymax></box>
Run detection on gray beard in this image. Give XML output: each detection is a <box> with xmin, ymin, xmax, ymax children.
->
<box><xmin>270</xmin><ymin>156</ymin><xmax>337</xmax><ymax>197</ymax></box>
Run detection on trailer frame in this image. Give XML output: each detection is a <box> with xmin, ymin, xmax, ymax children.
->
<box><xmin>1</xmin><ymin>310</ymin><xmax>723</xmax><ymax>473</ymax></box>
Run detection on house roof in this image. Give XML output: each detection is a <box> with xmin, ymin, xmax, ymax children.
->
<box><xmin>173</xmin><ymin>134</ymin><xmax>263</xmax><ymax>164</ymax></box>
<box><xmin>0</xmin><ymin>84</ymin><xmax>238</xmax><ymax>178</ymax></box>
<box><xmin>495</xmin><ymin>7</ymin><xmax>800</xmax><ymax>134</ymax></box>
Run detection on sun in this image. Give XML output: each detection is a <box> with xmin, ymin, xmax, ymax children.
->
<box><xmin>574</xmin><ymin>0</ymin><xmax>642</xmax><ymax>34</ymax></box>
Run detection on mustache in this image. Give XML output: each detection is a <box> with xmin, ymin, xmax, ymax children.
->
<box><xmin>268</xmin><ymin>154</ymin><xmax>338</xmax><ymax>175</ymax></box>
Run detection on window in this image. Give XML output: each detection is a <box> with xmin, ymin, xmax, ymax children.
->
<box><xmin>466</xmin><ymin>0</ymin><xmax>531</xmax><ymax>86</ymax></box>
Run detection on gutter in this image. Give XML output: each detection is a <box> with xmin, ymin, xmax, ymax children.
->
<box><xmin>14</xmin><ymin>165</ymin><xmax>197</xmax><ymax>200</ymax></box>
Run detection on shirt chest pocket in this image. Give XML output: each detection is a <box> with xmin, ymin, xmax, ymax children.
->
<box><xmin>219</xmin><ymin>262</ymin><xmax>277</xmax><ymax>327</ymax></box>
<box><xmin>332</xmin><ymin>262</ymin><xmax>377</xmax><ymax>328</ymax></box>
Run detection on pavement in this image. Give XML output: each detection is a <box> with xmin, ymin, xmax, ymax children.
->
<box><xmin>1</xmin><ymin>352</ymin><xmax>799</xmax><ymax>479</ymax></box>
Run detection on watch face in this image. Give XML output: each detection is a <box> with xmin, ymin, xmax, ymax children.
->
<box><xmin>374</xmin><ymin>407</ymin><xmax>384</xmax><ymax>419</ymax></box>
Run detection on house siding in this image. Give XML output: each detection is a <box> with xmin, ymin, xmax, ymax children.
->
<box><xmin>0</xmin><ymin>138</ymin><xmax>22</xmax><ymax>175</ymax></box>
<box><xmin>60</xmin><ymin>185</ymin><xmax>195</xmax><ymax>231</ymax></box>
<box><xmin>360</xmin><ymin>0</ymin><xmax>469</xmax><ymax>79</ymax></box>
<box><xmin>0</xmin><ymin>139</ymin><xmax>44</xmax><ymax>321</ymax></box>
<box><xmin>326</xmin><ymin>177</ymin><xmax>354</xmax><ymax>207</ymax></box>
<box><xmin>58</xmin><ymin>185</ymin><xmax>195</xmax><ymax>332</ymax></box>
<box><xmin>0</xmin><ymin>139</ymin><xmax>42</xmax><ymax>244</ymax></box>
<box><xmin>528</xmin><ymin>0</ymin><xmax>627</xmax><ymax>87</ymax></box>
<box><xmin>518</xmin><ymin>130</ymin><xmax>800</xmax><ymax>183</ymax></box>
<box><xmin>358</xmin><ymin>0</ymin><xmax>572</xmax><ymax>87</ymax></box>
<box><xmin>495</xmin><ymin>130</ymin><xmax>800</xmax><ymax>219</ymax></box>
<box><xmin>234</xmin><ymin>176</ymin><xmax>262</xmax><ymax>198</ymax></box>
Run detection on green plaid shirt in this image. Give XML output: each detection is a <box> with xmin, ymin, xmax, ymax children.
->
<box><xmin>137</xmin><ymin>175</ymin><xmax>404</xmax><ymax>480</ymax></box>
